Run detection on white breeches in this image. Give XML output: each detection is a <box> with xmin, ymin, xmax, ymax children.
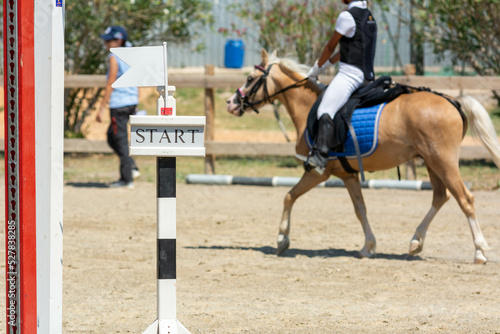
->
<box><xmin>317</xmin><ymin>63</ymin><xmax>365</xmax><ymax>119</ymax></box>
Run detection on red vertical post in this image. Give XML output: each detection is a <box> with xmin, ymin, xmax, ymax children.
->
<box><xmin>4</xmin><ymin>0</ymin><xmax>37</xmax><ymax>333</ymax></box>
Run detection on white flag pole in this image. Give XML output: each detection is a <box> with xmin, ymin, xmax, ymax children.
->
<box><xmin>163</xmin><ymin>41</ymin><xmax>169</xmax><ymax>109</ymax></box>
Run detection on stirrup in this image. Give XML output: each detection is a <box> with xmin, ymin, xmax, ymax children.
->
<box><xmin>304</xmin><ymin>152</ymin><xmax>326</xmax><ymax>175</ymax></box>
<box><xmin>312</xmin><ymin>165</ymin><xmax>325</xmax><ymax>175</ymax></box>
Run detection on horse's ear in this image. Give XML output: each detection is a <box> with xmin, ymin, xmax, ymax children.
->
<box><xmin>270</xmin><ymin>50</ymin><xmax>277</xmax><ymax>58</ymax></box>
<box><xmin>260</xmin><ymin>49</ymin><xmax>268</xmax><ymax>65</ymax></box>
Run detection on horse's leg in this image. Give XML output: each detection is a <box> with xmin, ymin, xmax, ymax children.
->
<box><xmin>342</xmin><ymin>174</ymin><xmax>376</xmax><ymax>258</ymax></box>
<box><xmin>277</xmin><ymin>170</ymin><xmax>329</xmax><ymax>255</ymax></box>
<box><xmin>447</xmin><ymin>177</ymin><xmax>490</xmax><ymax>264</ymax></box>
<box><xmin>404</xmin><ymin>159</ymin><xmax>416</xmax><ymax>180</ymax></box>
<box><xmin>426</xmin><ymin>159</ymin><xmax>490</xmax><ymax>263</ymax></box>
<box><xmin>409</xmin><ymin>166</ymin><xmax>450</xmax><ymax>255</ymax></box>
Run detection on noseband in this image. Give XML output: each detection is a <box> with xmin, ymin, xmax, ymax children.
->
<box><xmin>235</xmin><ymin>64</ymin><xmax>308</xmax><ymax>116</ymax></box>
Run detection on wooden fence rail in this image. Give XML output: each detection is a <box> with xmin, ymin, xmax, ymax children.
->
<box><xmin>2</xmin><ymin>74</ymin><xmax>499</xmax><ymax>90</ymax></box>
<box><xmin>1</xmin><ymin>73</ymin><xmax>498</xmax><ymax>169</ymax></box>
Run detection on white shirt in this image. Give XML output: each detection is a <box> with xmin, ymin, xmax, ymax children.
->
<box><xmin>335</xmin><ymin>1</ymin><xmax>368</xmax><ymax>38</ymax></box>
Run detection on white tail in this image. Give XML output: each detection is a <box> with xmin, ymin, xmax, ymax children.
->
<box><xmin>457</xmin><ymin>95</ymin><xmax>500</xmax><ymax>168</ymax></box>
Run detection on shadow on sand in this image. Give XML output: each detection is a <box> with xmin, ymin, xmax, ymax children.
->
<box><xmin>65</xmin><ymin>182</ymin><xmax>109</xmax><ymax>189</ymax></box>
<box><xmin>185</xmin><ymin>245</ymin><xmax>423</xmax><ymax>261</ymax></box>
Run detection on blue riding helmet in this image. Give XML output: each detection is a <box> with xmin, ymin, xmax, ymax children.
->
<box><xmin>100</xmin><ymin>26</ymin><xmax>128</xmax><ymax>42</ymax></box>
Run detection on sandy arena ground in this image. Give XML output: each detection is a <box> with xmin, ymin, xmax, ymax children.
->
<box><xmin>1</xmin><ymin>180</ymin><xmax>500</xmax><ymax>333</ymax></box>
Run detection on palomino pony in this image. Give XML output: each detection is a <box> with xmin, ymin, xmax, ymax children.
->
<box><xmin>226</xmin><ymin>50</ymin><xmax>500</xmax><ymax>264</ymax></box>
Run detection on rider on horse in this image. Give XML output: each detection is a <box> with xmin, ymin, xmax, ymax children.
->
<box><xmin>306</xmin><ymin>0</ymin><xmax>377</xmax><ymax>173</ymax></box>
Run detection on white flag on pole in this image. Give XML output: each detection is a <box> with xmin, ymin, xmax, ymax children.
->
<box><xmin>111</xmin><ymin>45</ymin><xmax>167</xmax><ymax>88</ymax></box>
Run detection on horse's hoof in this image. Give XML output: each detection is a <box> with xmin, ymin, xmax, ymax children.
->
<box><xmin>358</xmin><ymin>241</ymin><xmax>376</xmax><ymax>258</ymax></box>
<box><xmin>276</xmin><ymin>234</ymin><xmax>290</xmax><ymax>255</ymax></box>
<box><xmin>474</xmin><ymin>250</ymin><xmax>488</xmax><ymax>264</ymax></box>
<box><xmin>358</xmin><ymin>249</ymin><xmax>374</xmax><ymax>259</ymax></box>
<box><xmin>358</xmin><ymin>248</ymin><xmax>375</xmax><ymax>259</ymax></box>
<box><xmin>409</xmin><ymin>239</ymin><xmax>423</xmax><ymax>256</ymax></box>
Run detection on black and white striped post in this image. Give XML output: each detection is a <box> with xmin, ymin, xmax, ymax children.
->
<box><xmin>111</xmin><ymin>43</ymin><xmax>205</xmax><ymax>334</ymax></box>
<box><xmin>157</xmin><ymin>158</ymin><xmax>177</xmax><ymax>317</ymax></box>
<box><xmin>131</xmin><ymin>106</ymin><xmax>205</xmax><ymax>334</ymax></box>
<box><xmin>153</xmin><ymin>156</ymin><xmax>185</xmax><ymax>333</ymax></box>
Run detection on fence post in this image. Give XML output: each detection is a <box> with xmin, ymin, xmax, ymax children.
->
<box><xmin>204</xmin><ymin>64</ymin><xmax>216</xmax><ymax>174</ymax></box>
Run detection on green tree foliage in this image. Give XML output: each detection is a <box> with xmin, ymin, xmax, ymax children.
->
<box><xmin>411</xmin><ymin>0</ymin><xmax>500</xmax><ymax>75</ymax></box>
<box><xmin>64</xmin><ymin>0</ymin><xmax>213</xmax><ymax>136</ymax></box>
<box><xmin>409</xmin><ymin>0</ymin><xmax>500</xmax><ymax>103</ymax></box>
<box><xmin>225</xmin><ymin>0</ymin><xmax>342</xmax><ymax>65</ymax></box>
<box><xmin>374</xmin><ymin>0</ymin><xmax>500</xmax><ymax>99</ymax></box>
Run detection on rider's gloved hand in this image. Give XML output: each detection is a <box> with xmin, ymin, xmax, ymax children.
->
<box><xmin>307</xmin><ymin>61</ymin><xmax>322</xmax><ymax>78</ymax></box>
<box><xmin>307</xmin><ymin>59</ymin><xmax>334</xmax><ymax>78</ymax></box>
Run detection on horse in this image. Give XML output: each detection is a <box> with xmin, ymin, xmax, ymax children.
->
<box><xmin>226</xmin><ymin>49</ymin><xmax>500</xmax><ymax>264</ymax></box>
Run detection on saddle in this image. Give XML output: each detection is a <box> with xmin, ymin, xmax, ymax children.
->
<box><xmin>306</xmin><ymin>76</ymin><xmax>411</xmax><ymax>179</ymax></box>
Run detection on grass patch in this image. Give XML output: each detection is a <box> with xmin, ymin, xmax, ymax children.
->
<box><xmin>0</xmin><ymin>153</ymin><xmax>495</xmax><ymax>190</ymax></box>
<box><xmin>9</xmin><ymin>89</ymin><xmax>500</xmax><ymax>191</ymax></box>
<box><xmin>59</xmin><ymin>154</ymin><xmax>500</xmax><ymax>191</ymax></box>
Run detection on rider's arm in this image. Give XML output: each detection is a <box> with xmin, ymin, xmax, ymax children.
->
<box><xmin>319</xmin><ymin>9</ymin><xmax>356</xmax><ymax>67</ymax></box>
<box><xmin>317</xmin><ymin>30</ymin><xmax>343</xmax><ymax>68</ymax></box>
<box><xmin>329</xmin><ymin>52</ymin><xmax>341</xmax><ymax>65</ymax></box>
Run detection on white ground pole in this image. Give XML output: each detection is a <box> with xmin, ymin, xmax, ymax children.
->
<box><xmin>185</xmin><ymin>174</ymin><xmax>434</xmax><ymax>191</ymax></box>
<box><xmin>34</xmin><ymin>0</ymin><xmax>64</xmax><ymax>332</ymax></box>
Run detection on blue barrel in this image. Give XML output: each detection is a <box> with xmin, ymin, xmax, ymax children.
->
<box><xmin>224</xmin><ymin>39</ymin><xmax>245</xmax><ymax>68</ymax></box>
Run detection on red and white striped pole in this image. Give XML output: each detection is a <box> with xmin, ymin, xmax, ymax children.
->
<box><xmin>4</xmin><ymin>0</ymin><xmax>64</xmax><ymax>332</ymax></box>
<box><xmin>4</xmin><ymin>0</ymin><xmax>37</xmax><ymax>332</ymax></box>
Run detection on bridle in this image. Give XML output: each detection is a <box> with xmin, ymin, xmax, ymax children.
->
<box><xmin>234</xmin><ymin>63</ymin><xmax>309</xmax><ymax>116</ymax></box>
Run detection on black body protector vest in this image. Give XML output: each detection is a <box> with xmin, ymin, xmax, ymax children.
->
<box><xmin>340</xmin><ymin>7</ymin><xmax>377</xmax><ymax>81</ymax></box>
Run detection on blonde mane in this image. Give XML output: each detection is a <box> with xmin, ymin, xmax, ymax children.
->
<box><xmin>267</xmin><ymin>53</ymin><xmax>310</xmax><ymax>77</ymax></box>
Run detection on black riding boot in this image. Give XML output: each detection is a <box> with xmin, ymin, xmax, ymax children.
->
<box><xmin>307</xmin><ymin>113</ymin><xmax>334</xmax><ymax>174</ymax></box>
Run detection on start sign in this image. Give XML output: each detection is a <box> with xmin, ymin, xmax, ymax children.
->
<box><xmin>130</xmin><ymin>116</ymin><xmax>205</xmax><ymax>157</ymax></box>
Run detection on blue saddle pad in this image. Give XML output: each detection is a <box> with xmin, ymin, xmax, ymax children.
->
<box><xmin>306</xmin><ymin>103</ymin><xmax>386</xmax><ymax>159</ymax></box>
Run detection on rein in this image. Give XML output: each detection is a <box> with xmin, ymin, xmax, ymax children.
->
<box><xmin>235</xmin><ymin>63</ymin><xmax>309</xmax><ymax>116</ymax></box>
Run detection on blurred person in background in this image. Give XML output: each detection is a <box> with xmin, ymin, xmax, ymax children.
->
<box><xmin>98</xmin><ymin>26</ymin><xmax>140</xmax><ymax>188</ymax></box>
